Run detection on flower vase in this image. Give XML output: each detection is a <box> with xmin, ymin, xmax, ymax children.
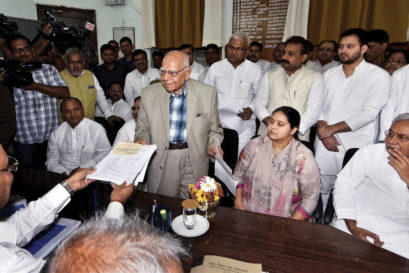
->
<box><xmin>197</xmin><ymin>199</ymin><xmax>220</xmax><ymax>219</ymax></box>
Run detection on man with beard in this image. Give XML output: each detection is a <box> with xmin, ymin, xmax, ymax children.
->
<box><xmin>314</xmin><ymin>28</ymin><xmax>390</xmax><ymax>211</ymax></box>
<box><xmin>205</xmin><ymin>32</ymin><xmax>262</xmax><ymax>154</ymax></box>
<box><xmin>124</xmin><ymin>49</ymin><xmax>160</xmax><ymax>106</ymax></box>
<box><xmin>60</xmin><ymin>47</ymin><xmax>114</xmax><ymax>120</ymax></box>
<box><xmin>255</xmin><ymin>36</ymin><xmax>325</xmax><ymax>147</ymax></box>
<box><xmin>331</xmin><ymin>114</ymin><xmax>409</xmax><ymax>259</ymax></box>
<box><xmin>247</xmin><ymin>41</ymin><xmax>270</xmax><ymax>74</ymax></box>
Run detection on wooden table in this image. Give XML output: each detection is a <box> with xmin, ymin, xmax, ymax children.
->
<box><xmin>12</xmin><ymin>169</ymin><xmax>409</xmax><ymax>272</ymax></box>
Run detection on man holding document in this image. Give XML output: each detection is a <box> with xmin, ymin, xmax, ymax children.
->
<box><xmin>135</xmin><ymin>50</ymin><xmax>224</xmax><ymax>198</ymax></box>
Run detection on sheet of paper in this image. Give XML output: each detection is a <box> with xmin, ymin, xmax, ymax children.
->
<box><xmin>191</xmin><ymin>255</ymin><xmax>262</xmax><ymax>273</ymax></box>
<box><xmin>87</xmin><ymin>142</ymin><xmax>156</xmax><ymax>185</ymax></box>
<box><xmin>215</xmin><ymin>152</ymin><xmax>239</xmax><ymax>197</ymax></box>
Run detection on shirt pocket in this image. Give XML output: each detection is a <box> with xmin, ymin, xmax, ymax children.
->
<box><xmin>235</xmin><ymin>80</ymin><xmax>251</xmax><ymax>100</ymax></box>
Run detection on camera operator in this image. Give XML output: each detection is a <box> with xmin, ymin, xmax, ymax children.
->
<box><xmin>33</xmin><ymin>24</ymin><xmax>65</xmax><ymax>71</ymax></box>
<box><xmin>8</xmin><ymin>34</ymin><xmax>69</xmax><ymax>169</ymax></box>
<box><xmin>0</xmin><ymin>68</ymin><xmax>16</xmax><ymax>150</ymax></box>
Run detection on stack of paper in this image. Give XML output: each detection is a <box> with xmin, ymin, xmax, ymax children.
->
<box><xmin>87</xmin><ymin>142</ymin><xmax>157</xmax><ymax>185</ymax></box>
<box><xmin>214</xmin><ymin>153</ymin><xmax>239</xmax><ymax>196</ymax></box>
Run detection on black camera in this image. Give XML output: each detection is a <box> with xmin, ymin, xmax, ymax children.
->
<box><xmin>0</xmin><ymin>59</ymin><xmax>42</xmax><ymax>87</ymax></box>
<box><xmin>0</xmin><ymin>14</ymin><xmax>18</xmax><ymax>39</ymax></box>
<box><xmin>41</xmin><ymin>10</ymin><xmax>93</xmax><ymax>54</ymax></box>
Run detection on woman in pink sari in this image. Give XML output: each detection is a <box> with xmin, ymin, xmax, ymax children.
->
<box><xmin>234</xmin><ymin>106</ymin><xmax>320</xmax><ymax>220</ymax></box>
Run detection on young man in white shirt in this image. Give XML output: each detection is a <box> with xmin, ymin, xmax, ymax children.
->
<box><xmin>114</xmin><ymin>96</ymin><xmax>140</xmax><ymax>146</ymax></box>
<box><xmin>331</xmin><ymin>114</ymin><xmax>409</xmax><ymax>259</ymax></box>
<box><xmin>46</xmin><ymin>97</ymin><xmax>111</xmax><ymax>175</ymax></box>
<box><xmin>0</xmin><ymin>144</ymin><xmax>135</xmax><ymax>273</ymax></box>
<box><xmin>255</xmin><ymin>36</ymin><xmax>325</xmax><ymax>147</ymax></box>
<box><xmin>315</xmin><ymin>28</ymin><xmax>390</xmax><ymax>210</ymax></box>
<box><xmin>205</xmin><ymin>32</ymin><xmax>262</xmax><ymax>154</ymax></box>
<box><xmin>124</xmin><ymin>49</ymin><xmax>160</xmax><ymax>106</ymax></box>
<box><xmin>179</xmin><ymin>44</ymin><xmax>206</xmax><ymax>81</ymax></box>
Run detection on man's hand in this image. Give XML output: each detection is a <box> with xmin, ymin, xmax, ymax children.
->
<box><xmin>321</xmin><ymin>136</ymin><xmax>340</xmax><ymax>152</ymax></box>
<box><xmin>237</xmin><ymin>107</ymin><xmax>253</xmax><ymax>120</ymax></box>
<box><xmin>42</xmin><ymin>24</ymin><xmax>52</xmax><ymax>37</ymax></box>
<box><xmin>110</xmin><ymin>181</ymin><xmax>134</xmax><ymax>205</ymax></box>
<box><xmin>317</xmin><ymin>123</ymin><xmax>334</xmax><ymax>140</ymax></box>
<box><xmin>345</xmin><ymin>219</ymin><xmax>384</xmax><ymax>246</ymax></box>
<box><xmin>262</xmin><ymin>116</ymin><xmax>272</xmax><ymax>126</ymax></box>
<box><xmin>65</xmin><ymin>168</ymin><xmax>96</xmax><ymax>192</ymax></box>
<box><xmin>207</xmin><ymin>146</ymin><xmax>223</xmax><ymax>158</ymax></box>
<box><xmin>136</xmin><ymin>138</ymin><xmax>147</xmax><ymax>145</ymax></box>
<box><xmin>388</xmin><ymin>149</ymin><xmax>409</xmax><ymax>186</ymax></box>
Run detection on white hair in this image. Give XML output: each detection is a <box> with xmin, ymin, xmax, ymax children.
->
<box><xmin>230</xmin><ymin>31</ymin><xmax>250</xmax><ymax>47</ymax></box>
<box><xmin>63</xmin><ymin>47</ymin><xmax>84</xmax><ymax>63</ymax></box>
<box><xmin>48</xmin><ymin>212</ymin><xmax>188</xmax><ymax>273</ymax></box>
<box><xmin>393</xmin><ymin>113</ymin><xmax>409</xmax><ymax>123</ymax></box>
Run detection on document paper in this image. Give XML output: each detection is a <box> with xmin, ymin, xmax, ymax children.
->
<box><xmin>214</xmin><ymin>152</ymin><xmax>239</xmax><ymax>197</ymax></box>
<box><xmin>87</xmin><ymin>142</ymin><xmax>157</xmax><ymax>185</ymax></box>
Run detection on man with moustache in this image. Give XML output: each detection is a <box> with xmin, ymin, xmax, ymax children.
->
<box><xmin>247</xmin><ymin>41</ymin><xmax>271</xmax><ymax>74</ymax></box>
<box><xmin>313</xmin><ymin>40</ymin><xmax>340</xmax><ymax>73</ymax></box>
<box><xmin>331</xmin><ymin>114</ymin><xmax>409</xmax><ymax>259</ymax></box>
<box><xmin>8</xmin><ymin>34</ymin><xmax>69</xmax><ymax>168</ymax></box>
<box><xmin>46</xmin><ymin>97</ymin><xmax>111</xmax><ymax>175</ymax></box>
<box><xmin>60</xmin><ymin>47</ymin><xmax>113</xmax><ymax>120</ymax></box>
<box><xmin>205</xmin><ymin>32</ymin><xmax>262</xmax><ymax>154</ymax></box>
<box><xmin>268</xmin><ymin>42</ymin><xmax>285</xmax><ymax>71</ymax></box>
<box><xmin>135</xmin><ymin>50</ymin><xmax>223</xmax><ymax>198</ymax></box>
<box><xmin>314</xmin><ymin>28</ymin><xmax>390</xmax><ymax>210</ymax></box>
<box><xmin>118</xmin><ymin>36</ymin><xmax>135</xmax><ymax>71</ymax></box>
<box><xmin>124</xmin><ymin>49</ymin><xmax>160</xmax><ymax>106</ymax></box>
<box><xmin>255</xmin><ymin>36</ymin><xmax>325</xmax><ymax>146</ymax></box>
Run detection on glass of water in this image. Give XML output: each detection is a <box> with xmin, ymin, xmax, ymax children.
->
<box><xmin>183</xmin><ymin>207</ymin><xmax>197</xmax><ymax>230</ymax></box>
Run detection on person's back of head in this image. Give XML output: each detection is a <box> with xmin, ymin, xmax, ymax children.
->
<box><xmin>48</xmin><ymin>214</ymin><xmax>188</xmax><ymax>273</ymax></box>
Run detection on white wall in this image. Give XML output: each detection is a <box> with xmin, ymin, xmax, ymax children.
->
<box><xmin>0</xmin><ymin>0</ymin><xmax>144</xmax><ymax>55</ymax></box>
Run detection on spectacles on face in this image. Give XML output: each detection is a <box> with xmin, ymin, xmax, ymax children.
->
<box><xmin>226</xmin><ymin>44</ymin><xmax>247</xmax><ymax>52</ymax></box>
<box><xmin>12</xmin><ymin>46</ymin><xmax>31</xmax><ymax>54</ymax></box>
<box><xmin>385</xmin><ymin>130</ymin><xmax>409</xmax><ymax>142</ymax></box>
<box><xmin>159</xmin><ymin>66</ymin><xmax>187</xmax><ymax>77</ymax></box>
<box><xmin>386</xmin><ymin>58</ymin><xmax>406</xmax><ymax>65</ymax></box>
<box><xmin>1</xmin><ymin>156</ymin><xmax>19</xmax><ymax>172</ymax></box>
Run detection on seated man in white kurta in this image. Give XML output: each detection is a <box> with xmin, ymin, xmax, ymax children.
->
<box><xmin>331</xmin><ymin>114</ymin><xmax>409</xmax><ymax>259</ymax></box>
<box><xmin>46</xmin><ymin>97</ymin><xmax>111</xmax><ymax>175</ymax></box>
<box><xmin>255</xmin><ymin>36</ymin><xmax>325</xmax><ymax>144</ymax></box>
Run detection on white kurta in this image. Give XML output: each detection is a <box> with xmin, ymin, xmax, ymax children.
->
<box><xmin>95</xmin><ymin>99</ymin><xmax>133</xmax><ymax>121</ymax></box>
<box><xmin>305</xmin><ymin>60</ymin><xmax>323</xmax><ymax>73</ymax></box>
<box><xmin>113</xmin><ymin>119</ymin><xmax>137</xmax><ymax>146</ymax></box>
<box><xmin>124</xmin><ymin>68</ymin><xmax>160</xmax><ymax>106</ymax></box>
<box><xmin>46</xmin><ymin>118</ymin><xmax>111</xmax><ymax>174</ymax></box>
<box><xmin>190</xmin><ymin>61</ymin><xmax>206</xmax><ymax>81</ymax></box>
<box><xmin>255</xmin><ymin>59</ymin><xmax>271</xmax><ymax>75</ymax></box>
<box><xmin>267</xmin><ymin>62</ymin><xmax>280</xmax><ymax>72</ymax></box>
<box><xmin>255</xmin><ymin>66</ymin><xmax>325</xmax><ymax>139</ymax></box>
<box><xmin>313</xmin><ymin>59</ymin><xmax>341</xmax><ymax>73</ymax></box>
<box><xmin>331</xmin><ymin>144</ymin><xmax>409</xmax><ymax>259</ymax></box>
<box><xmin>204</xmin><ymin>59</ymin><xmax>262</xmax><ymax>152</ymax></box>
<box><xmin>380</xmin><ymin>64</ymin><xmax>409</xmax><ymax>140</ymax></box>
<box><xmin>315</xmin><ymin>60</ymin><xmax>390</xmax><ymax>175</ymax></box>
<box><xmin>0</xmin><ymin>184</ymin><xmax>124</xmax><ymax>273</ymax></box>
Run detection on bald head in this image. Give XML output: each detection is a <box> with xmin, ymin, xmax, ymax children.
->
<box><xmin>160</xmin><ymin>50</ymin><xmax>191</xmax><ymax>95</ymax></box>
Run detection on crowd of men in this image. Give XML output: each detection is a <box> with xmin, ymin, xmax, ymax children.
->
<box><xmin>1</xmin><ymin>24</ymin><xmax>409</xmax><ymax>272</ymax></box>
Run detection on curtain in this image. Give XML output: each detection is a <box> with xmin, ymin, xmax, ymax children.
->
<box><xmin>308</xmin><ymin>0</ymin><xmax>409</xmax><ymax>44</ymax></box>
<box><xmin>283</xmin><ymin>0</ymin><xmax>310</xmax><ymax>41</ymax></box>
<box><xmin>155</xmin><ymin>0</ymin><xmax>205</xmax><ymax>48</ymax></box>
<box><xmin>142</xmin><ymin>1</ymin><xmax>156</xmax><ymax>48</ymax></box>
<box><xmin>202</xmin><ymin>0</ymin><xmax>225</xmax><ymax>46</ymax></box>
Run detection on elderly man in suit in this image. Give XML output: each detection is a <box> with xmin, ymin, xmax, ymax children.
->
<box><xmin>135</xmin><ymin>50</ymin><xmax>224</xmax><ymax>198</ymax></box>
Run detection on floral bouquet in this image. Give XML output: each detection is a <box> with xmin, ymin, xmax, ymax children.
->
<box><xmin>189</xmin><ymin>176</ymin><xmax>224</xmax><ymax>203</ymax></box>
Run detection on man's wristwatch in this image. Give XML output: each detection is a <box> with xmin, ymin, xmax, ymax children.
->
<box><xmin>60</xmin><ymin>180</ymin><xmax>75</xmax><ymax>197</ymax></box>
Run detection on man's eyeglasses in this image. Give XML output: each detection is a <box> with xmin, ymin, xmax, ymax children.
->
<box><xmin>385</xmin><ymin>130</ymin><xmax>409</xmax><ymax>142</ymax></box>
<box><xmin>159</xmin><ymin>66</ymin><xmax>188</xmax><ymax>77</ymax></box>
<box><xmin>226</xmin><ymin>44</ymin><xmax>247</xmax><ymax>52</ymax></box>
<box><xmin>12</xmin><ymin>46</ymin><xmax>31</xmax><ymax>54</ymax></box>
<box><xmin>1</xmin><ymin>156</ymin><xmax>19</xmax><ymax>172</ymax></box>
